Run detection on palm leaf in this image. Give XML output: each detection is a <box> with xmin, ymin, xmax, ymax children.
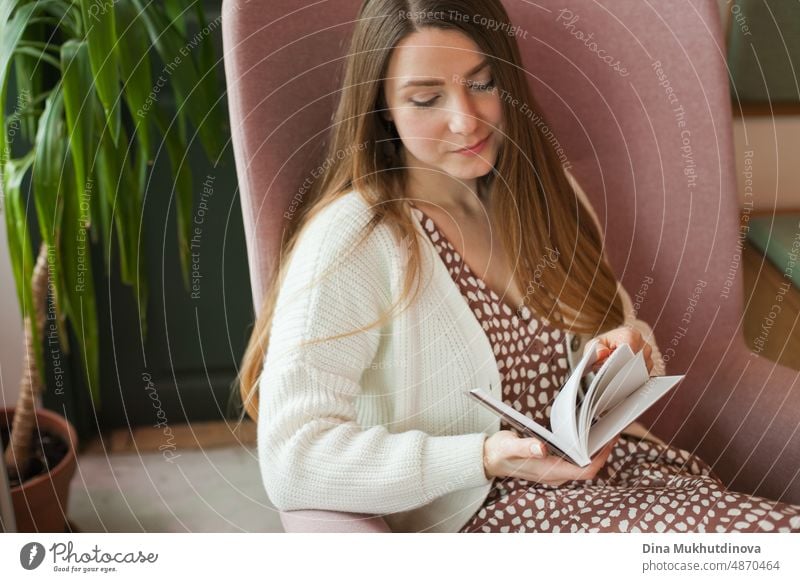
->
<box><xmin>2</xmin><ymin>154</ymin><xmax>34</xmax><ymax>311</ymax></box>
<box><xmin>129</xmin><ymin>0</ymin><xmax>225</xmax><ymax>163</ymax></box>
<box><xmin>164</xmin><ymin>0</ymin><xmax>188</xmax><ymax>36</ymax></box>
<box><xmin>3</xmin><ymin>0</ymin><xmax>225</xmax><ymax>409</ymax></box>
<box><xmin>61</xmin><ymin>40</ymin><xmax>98</xmax><ymax>244</ymax></box>
<box><xmin>31</xmin><ymin>87</ymin><xmax>71</xmax><ymax>352</ymax></box>
<box><xmin>59</xmin><ymin>151</ymin><xmax>100</xmax><ymax>405</ymax></box>
<box><xmin>0</xmin><ymin>2</ymin><xmax>37</xmax><ymax>170</ymax></box>
<box><xmin>31</xmin><ymin>88</ymin><xmax>64</xmax><ymax>249</ymax></box>
<box><xmin>2</xmin><ymin>151</ymin><xmax>45</xmax><ymax>378</ymax></box>
<box><xmin>92</xmin><ymin>109</ymin><xmax>147</xmax><ymax>334</ymax></box>
<box><xmin>191</xmin><ymin>1</ymin><xmax>224</xmax><ymax>162</ymax></box>
<box><xmin>116</xmin><ymin>0</ymin><xmax>152</xmax><ymax>194</ymax></box>
<box><xmin>153</xmin><ymin>104</ymin><xmax>192</xmax><ymax>290</ymax></box>
<box><xmin>78</xmin><ymin>0</ymin><xmax>121</xmax><ymax>144</ymax></box>
<box><xmin>94</xmin><ymin>116</ymin><xmax>129</xmax><ymax>282</ymax></box>
<box><xmin>12</xmin><ymin>22</ymin><xmax>44</xmax><ymax>141</ymax></box>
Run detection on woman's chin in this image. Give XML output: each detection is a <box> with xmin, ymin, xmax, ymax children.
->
<box><xmin>447</xmin><ymin>159</ymin><xmax>496</xmax><ymax>181</ymax></box>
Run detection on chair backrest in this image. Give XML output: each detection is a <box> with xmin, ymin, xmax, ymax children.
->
<box><xmin>223</xmin><ymin>0</ymin><xmax>797</xmax><ymax>515</ymax></box>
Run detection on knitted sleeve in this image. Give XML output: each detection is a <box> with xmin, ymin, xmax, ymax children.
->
<box><xmin>257</xmin><ymin>196</ymin><xmax>491</xmax><ymax>514</ymax></box>
<box><xmin>565</xmin><ymin>170</ymin><xmax>666</xmax><ymax>377</ymax></box>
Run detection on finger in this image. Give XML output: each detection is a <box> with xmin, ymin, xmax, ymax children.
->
<box><xmin>589</xmin><ymin>443</ymin><xmax>613</xmax><ymax>467</ymax></box>
<box><xmin>590</xmin><ymin>346</ymin><xmax>611</xmax><ymax>371</ymax></box>
<box><xmin>522</xmin><ymin>438</ymin><xmax>619</xmax><ymax>482</ymax></box>
<box><xmin>600</xmin><ymin>438</ymin><xmax>618</xmax><ymax>459</ymax></box>
<box><xmin>622</xmin><ymin>328</ymin><xmax>643</xmax><ymax>351</ymax></box>
<box><xmin>583</xmin><ymin>441</ymin><xmax>617</xmax><ymax>477</ymax></box>
<box><xmin>585</xmin><ymin>342</ymin><xmax>608</xmax><ymax>361</ymax></box>
<box><xmin>590</xmin><ymin>438</ymin><xmax>618</xmax><ymax>465</ymax></box>
<box><xmin>504</xmin><ymin>436</ymin><xmax>547</xmax><ymax>458</ymax></box>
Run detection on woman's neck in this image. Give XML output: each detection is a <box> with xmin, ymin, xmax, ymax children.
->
<box><xmin>404</xmin><ymin>170</ymin><xmax>487</xmax><ymax>217</ymax></box>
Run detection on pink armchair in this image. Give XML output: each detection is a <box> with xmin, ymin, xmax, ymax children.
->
<box><xmin>222</xmin><ymin>0</ymin><xmax>800</xmax><ymax>532</ymax></box>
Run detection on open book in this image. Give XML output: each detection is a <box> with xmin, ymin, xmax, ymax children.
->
<box><xmin>468</xmin><ymin>338</ymin><xmax>684</xmax><ymax>467</ymax></box>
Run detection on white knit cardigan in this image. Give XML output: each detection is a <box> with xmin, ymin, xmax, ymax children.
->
<box><xmin>257</xmin><ymin>173</ymin><xmax>665</xmax><ymax>532</ymax></box>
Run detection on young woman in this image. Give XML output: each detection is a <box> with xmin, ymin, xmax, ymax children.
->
<box><xmin>237</xmin><ymin>0</ymin><xmax>800</xmax><ymax>532</ymax></box>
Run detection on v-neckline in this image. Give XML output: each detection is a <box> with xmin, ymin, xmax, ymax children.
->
<box><xmin>408</xmin><ymin>202</ymin><xmax>532</xmax><ymax>323</ymax></box>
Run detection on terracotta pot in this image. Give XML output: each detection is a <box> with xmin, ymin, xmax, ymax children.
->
<box><xmin>1</xmin><ymin>407</ymin><xmax>78</xmax><ymax>532</ymax></box>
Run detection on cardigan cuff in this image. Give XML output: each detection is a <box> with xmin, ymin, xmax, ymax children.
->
<box><xmin>419</xmin><ymin>432</ymin><xmax>493</xmax><ymax>504</ymax></box>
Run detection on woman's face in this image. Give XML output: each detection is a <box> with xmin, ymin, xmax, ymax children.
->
<box><xmin>383</xmin><ymin>28</ymin><xmax>504</xmax><ymax>186</ymax></box>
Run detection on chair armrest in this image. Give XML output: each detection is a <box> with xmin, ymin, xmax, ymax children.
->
<box><xmin>721</xmin><ymin>342</ymin><xmax>800</xmax><ymax>503</ymax></box>
<box><xmin>279</xmin><ymin>510</ymin><xmax>392</xmax><ymax>533</ymax></box>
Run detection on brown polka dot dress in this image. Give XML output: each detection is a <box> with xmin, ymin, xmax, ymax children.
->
<box><xmin>409</xmin><ymin>203</ymin><xmax>800</xmax><ymax>533</ymax></box>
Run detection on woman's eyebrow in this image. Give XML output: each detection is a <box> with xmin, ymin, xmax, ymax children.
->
<box><xmin>399</xmin><ymin>59</ymin><xmax>490</xmax><ymax>89</ymax></box>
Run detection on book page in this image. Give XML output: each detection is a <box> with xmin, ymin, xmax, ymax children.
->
<box><xmin>549</xmin><ymin>338</ymin><xmax>601</xmax><ymax>462</ymax></box>
<box><xmin>586</xmin><ymin>375</ymin><xmax>684</xmax><ymax>456</ymax></box>
<box><xmin>587</xmin><ymin>344</ymin><xmax>634</xmax><ymax>402</ymax></box>
<box><xmin>577</xmin><ymin>344</ymin><xmax>636</xmax><ymax>451</ymax></box>
<box><xmin>591</xmin><ymin>349</ymin><xmax>650</xmax><ymax>417</ymax></box>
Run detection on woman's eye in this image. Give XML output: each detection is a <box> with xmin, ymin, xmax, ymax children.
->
<box><xmin>469</xmin><ymin>78</ymin><xmax>496</xmax><ymax>92</ymax></box>
<box><xmin>409</xmin><ymin>79</ymin><xmax>495</xmax><ymax>108</ymax></box>
<box><xmin>411</xmin><ymin>96</ymin><xmax>438</xmax><ymax>108</ymax></box>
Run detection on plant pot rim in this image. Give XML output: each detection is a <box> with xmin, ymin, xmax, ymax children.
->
<box><xmin>1</xmin><ymin>407</ymin><xmax>79</xmax><ymax>494</ymax></box>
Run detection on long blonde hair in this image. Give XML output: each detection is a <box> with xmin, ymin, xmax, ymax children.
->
<box><xmin>235</xmin><ymin>0</ymin><xmax>624</xmax><ymax>422</ymax></box>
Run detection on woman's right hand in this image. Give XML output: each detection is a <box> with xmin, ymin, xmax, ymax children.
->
<box><xmin>482</xmin><ymin>430</ymin><xmax>618</xmax><ymax>486</ymax></box>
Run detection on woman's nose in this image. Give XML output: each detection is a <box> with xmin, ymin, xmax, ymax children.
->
<box><xmin>448</xmin><ymin>94</ymin><xmax>479</xmax><ymax>136</ymax></box>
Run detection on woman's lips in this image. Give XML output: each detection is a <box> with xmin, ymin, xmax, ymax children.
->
<box><xmin>454</xmin><ymin>134</ymin><xmax>490</xmax><ymax>155</ymax></box>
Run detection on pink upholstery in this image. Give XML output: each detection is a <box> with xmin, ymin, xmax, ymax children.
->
<box><xmin>222</xmin><ymin>0</ymin><xmax>800</xmax><ymax>532</ymax></box>
<box><xmin>279</xmin><ymin>510</ymin><xmax>391</xmax><ymax>534</ymax></box>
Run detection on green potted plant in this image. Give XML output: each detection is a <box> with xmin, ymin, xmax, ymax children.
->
<box><xmin>1</xmin><ymin>0</ymin><xmax>225</xmax><ymax>532</ymax></box>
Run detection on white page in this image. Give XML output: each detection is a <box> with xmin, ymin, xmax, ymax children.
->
<box><xmin>577</xmin><ymin>344</ymin><xmax>635</xmax><ymax>451</ymax></box>
<box><xmin>587</xmin><ymin>375</ymin><xmax>684</xmax><ymax>456</ymax></box>
<box><xmin>591</xmin><ymin>349</ymin><xmax>649</xmax><ymax>418</ymax></box>
<box><xmin>586</xmin><ymin>344</ymin><xmax>635</xmax><ymax>405</ymax></box>
<box><xmin>550</xmin><ymin>338</ymin><xmax>600</xmax><ymax>460</ymax></box>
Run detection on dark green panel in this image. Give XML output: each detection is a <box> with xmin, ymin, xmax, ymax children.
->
<box><xmin>728</xmin><ymin>0</ymin><xmax>800</xmax><ymax>103</ymax></box>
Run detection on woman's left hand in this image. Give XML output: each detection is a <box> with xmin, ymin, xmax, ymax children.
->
<box><xmin>587</xmin><ymin>326</ymin><xmax>654</xmax><ymax>374</ymax></box>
